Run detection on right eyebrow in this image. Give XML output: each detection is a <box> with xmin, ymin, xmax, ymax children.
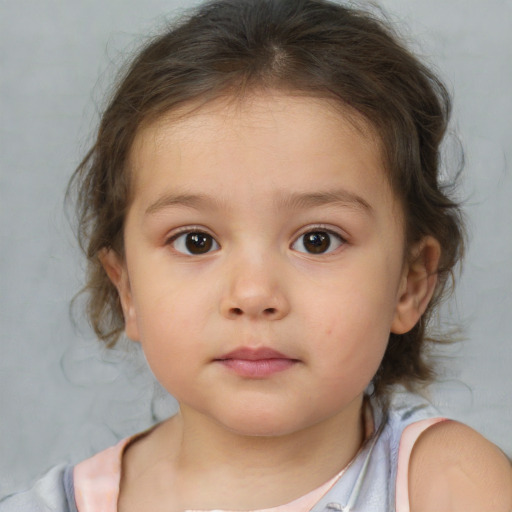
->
<box><xmin>145</xmin><ymin>193</ymin><xmax>223</xmax><ymax>216</ymax></box>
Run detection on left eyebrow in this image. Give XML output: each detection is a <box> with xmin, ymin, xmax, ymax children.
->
<box><xmin>275</xmin><ymin>189</ymin><xmax>373</xmax><ymax>215</ymax></box>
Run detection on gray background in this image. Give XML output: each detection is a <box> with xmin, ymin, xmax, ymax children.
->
<box><xmin>1</xmin><ymin>0</ymin><xmax>511</xmax><ymax>496</ymax></box>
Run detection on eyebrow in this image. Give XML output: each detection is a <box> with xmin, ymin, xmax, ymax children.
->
<box><xmin>145</xmin><ymin>193</ymin><xmax>221</xmax><ymax>215</ymax></box>
<box><xmin>275</xmin><ymin>189</ymin><xmax>373</xmax><ymax>215</ymax></box>
<box><xmin>145</xmin><ymin>189</ymin><xmax>373</xmax><ymax>216</ymax></box>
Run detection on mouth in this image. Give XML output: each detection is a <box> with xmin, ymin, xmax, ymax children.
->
<box><xmin>214</xmin><ymin>347</ymin><xmax>299</xmax><ymax>378</ymax></box>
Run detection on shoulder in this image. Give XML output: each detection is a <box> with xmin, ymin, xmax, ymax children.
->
<box><xmin>408</xmin><ymin>420</ymin><xmax>512</xmax><ymax>512</ymax></box>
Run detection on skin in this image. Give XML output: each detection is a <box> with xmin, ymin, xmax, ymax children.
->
<box><xmin>409</xmin><ymin>420</ymin><xmax>512</xmax><ymax>511</ymax></box>
<box><xmin>100</xmin><ymin>92</ymin><xmax>493</xmax><ymax>511</ymax></box>
<box><xmin>409</xmin><ymin>420</ymin><xmax>512</xmax><ymax>512</ymax></box>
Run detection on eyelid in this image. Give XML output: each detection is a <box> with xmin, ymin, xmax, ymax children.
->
<box><xmin>165</xmin><ymin>225</ymin><xmax>216</xmax><ymax>241</ymax></box>
<box><xmin>293</xmin><ymin>224</ymin><xmax>347</xmax><ymax>241</ymax></box>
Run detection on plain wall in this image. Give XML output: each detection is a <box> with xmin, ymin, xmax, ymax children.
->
<box><xmin>1</xmin><ymin>0</ymin><xmax>511</xmax><ymax>495</ymax></box>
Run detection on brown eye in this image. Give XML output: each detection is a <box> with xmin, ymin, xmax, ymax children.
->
<box><xmin>303</xmin><ymin>232</ymin><xmax>330</xmax><ymax>253</ymax></box>
<box><xmin>171</xmin><ymin>231</ymin><xmax>219</xmax><ymax>255</ymax></box>
<box><xmin>292</xmin><ymin>230</ymin><xmax>343</xmax><ymax>254</ymax></box>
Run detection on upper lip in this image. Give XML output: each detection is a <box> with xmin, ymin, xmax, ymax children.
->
<box><xmin>216</xmin><ymin>347</ymin><xmax>294</xmax><ymax>361</ymax></box>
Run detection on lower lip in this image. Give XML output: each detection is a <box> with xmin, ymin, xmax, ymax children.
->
<box><xmin>217</xmin><ymin>358</ymin><xmax>297</xmax><ymax>378</ymax></box>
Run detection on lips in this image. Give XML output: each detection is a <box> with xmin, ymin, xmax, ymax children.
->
<box><xmin>215</xmin><ymin>347</ymin><xmax>298</xmax><ymax>378</ymax></box>
<box><xmin>218</xmin><ymin>347</ymin><xmax>289</xmax><ymax>361</ymax></box>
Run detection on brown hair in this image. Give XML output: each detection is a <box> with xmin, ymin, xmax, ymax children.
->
<box><xmin>70</xmin><ymin>0</ymin><xmax>465</xmax><ymax>399</ymax></box>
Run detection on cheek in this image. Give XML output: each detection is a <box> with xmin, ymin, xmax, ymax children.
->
<box><xmin>306</xmin><ymin>267</ymin><xmax>400</xmax><ymax>336</ymax></box>
<box><xmin>303</xmin><ymin>269</ymin><xmax>398</xmax><ymax>379</ymax></box>
<box><xmin>320</xmin><ymin>307</ymin><xmax>390</xmax><ymax>371</ymax></box>
<box><xmin>130</xmin><ymin>259</ymin><xmax>210</xmax><ymax>329</ymax></box>
<box><xmin>313</xmin><ymin>317</ymin><xmax>389</xmax><ymax>402</ymax></box>
<box><xmin>129</xmin><ymin>280</ymin><xmax>200</xmax><ymax>364</ymax></box>
<box><xmin>138</xmin><ymin>300</ymin><xmax>204</xmax><ymax>399</ymax></box>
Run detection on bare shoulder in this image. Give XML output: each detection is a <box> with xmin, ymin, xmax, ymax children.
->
<box><xmin>408</xmin><ymin>420</ymin><xmax>512</xmax><ymax>512</ymax></box>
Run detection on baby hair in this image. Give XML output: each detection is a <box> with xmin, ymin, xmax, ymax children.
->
<box><xmin>70</xmin><ymin>0</ymin><xmax>465</xmax><ymax>399</ymax></box>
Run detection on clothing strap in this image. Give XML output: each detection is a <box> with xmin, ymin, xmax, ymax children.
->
<box><xmin>394</xmin><ymin>417</ymin><xmax>448</xmax><ymax>512</ymax></box>
<box><xmin>325</xmin><ymin>413</ymin><xmax>387</xmax><ymax>512</ymax></box>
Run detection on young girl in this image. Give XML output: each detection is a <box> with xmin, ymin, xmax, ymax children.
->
<box><xmin>2</xmin><ymin>0</ymin><xmax>511</xmax><ymax>510</ymax></box>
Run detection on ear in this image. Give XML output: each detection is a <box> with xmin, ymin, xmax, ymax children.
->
<box><xmin>391</xmin><ymin>236</ymin><xmax>441</xmax><ymax>335</ymax></box>
<box><xmin>98</xmin><ymin>249</ymin><xmax>140</xmax><ymax>342</ymax></box>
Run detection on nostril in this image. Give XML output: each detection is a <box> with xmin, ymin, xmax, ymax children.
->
<box><xmin>228</xmin><ymin>307</ymin><xmax>277</xmax><ymax>316</ymax></box>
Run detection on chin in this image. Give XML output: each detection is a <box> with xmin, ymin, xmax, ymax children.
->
<box><xmin>215</xmin><ymin>407</ymin><xmax>315</xmax><ymax>438</ymax></box>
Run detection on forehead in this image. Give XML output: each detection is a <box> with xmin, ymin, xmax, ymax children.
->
<box><xmin>133</xmin><ymin>92</ymin><xmax>381</xmax><ymax>152</ymax></box>
<box><xmin>127</xmin><ymin>92</ymin><xmax>398</xmax><ymax>218</ymax></box>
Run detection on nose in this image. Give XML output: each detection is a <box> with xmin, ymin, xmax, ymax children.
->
<box><xmin>219</xmin><ymin>255</ymin><xmax>290</xmax><ymax>321</ymax></box>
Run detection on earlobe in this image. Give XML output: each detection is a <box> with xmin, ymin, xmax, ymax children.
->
<box><xmin>98</xmin><ymin>249</ymin><xmax>140</xmax><ymax>342</ymax></box>
<box><xmin>391</xmin><ymin>236</ymin><xmax>441</xmax><ymax>335</ymax></box>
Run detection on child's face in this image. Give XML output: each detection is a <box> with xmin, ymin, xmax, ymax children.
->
<box><xmin>108</xmin><ymin>93</ymin><xmax>413</xmax><ymax>437</ymax></box>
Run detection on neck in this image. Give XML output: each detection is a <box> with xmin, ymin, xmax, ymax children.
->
<box><xmin>159</xmin><ymin>395</ymin><xmax>366</xmax><ymax>509</ymax></box>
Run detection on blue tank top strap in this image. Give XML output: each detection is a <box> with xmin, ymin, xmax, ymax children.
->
<box><xmin>308</xmin><ymin>391</ymin><xmax>443</xmax><ymax>512</ymax></box>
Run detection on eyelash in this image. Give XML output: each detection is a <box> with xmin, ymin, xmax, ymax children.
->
<box><xmin>165</xmin><ymin>225</ymin><xmax>346</xmax><ymax>256</ymax></box>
